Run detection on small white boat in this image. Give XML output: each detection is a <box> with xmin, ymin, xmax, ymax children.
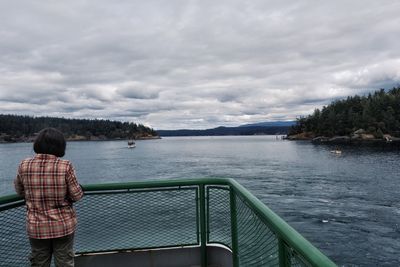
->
<box><xmin>128</xmin><ymin>140</ymin><xmax>136</xmax><ymax>148</ymax></box>
<box><xmin>330</xmin><ymin>149</ymin><xmax>342</xmax><ymax>155</ymax></box>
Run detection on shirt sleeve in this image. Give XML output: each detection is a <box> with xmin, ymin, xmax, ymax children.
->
<box><xmin>14</xmin><ymin>163</ymin><xmax>25</xmax><ymax>197</ymax></box>
<box><xmin>66</xmin><ymin>162</ymin><xmax>84</xmax><ymax>202</ymax></box>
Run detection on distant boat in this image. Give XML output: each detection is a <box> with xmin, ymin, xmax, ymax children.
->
<box><xmin>330</xmin><ymin>149</ymin><xmax>342</xmax><ymax>155</ymax></box>
<box><xmin>128</xmin><ymin>140</ymin><xmax>136</xmax><ymax>148</ymax></box>
<box><xmin>384</xmin><ymin>135</ymin><xmax>393</xmax><ymax>142</ymax></box>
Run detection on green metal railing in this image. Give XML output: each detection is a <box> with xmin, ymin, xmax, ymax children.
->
<box><xmin>0</xmin><ymin>178</ymin><xmax>337</xmax><ymax>267</ymax></box>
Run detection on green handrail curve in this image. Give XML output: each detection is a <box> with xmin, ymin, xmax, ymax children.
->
<box><xmin>228</xmin><ymin>178</ymin><xmax>336</xmax><ymax>267</ymax></box>
<box><xmin>0</xmin><ymin>178</ymin><xmax>337</xmax><ymax>267</ymax></box>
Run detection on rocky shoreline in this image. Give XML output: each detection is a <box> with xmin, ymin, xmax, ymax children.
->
<box><xmin>286</xmin><ymin>129</ymin><xmax>400</xmax><ymax>146</ymax></box>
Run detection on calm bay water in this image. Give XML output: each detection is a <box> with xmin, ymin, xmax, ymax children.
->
<box><xmin>1</xmin><ymin>136</ymin><xmax>399</xmax><ymax>266</ymax></box>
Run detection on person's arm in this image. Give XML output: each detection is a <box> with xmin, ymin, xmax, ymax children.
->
<box><xmin>14</xmin><ymin>164</ymin><xmax>25</xmax><ymax>197</ymax></box>
<box><xmin>66</xmin><ymin>162</ymin><xmax>84</xmax><ymax>202</ymax></box>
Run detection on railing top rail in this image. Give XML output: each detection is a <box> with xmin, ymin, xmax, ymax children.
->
<box><xmin>0</xmin><ymin>178</ymin><xmax>230</xmax><ymax>205</ymax></box>
<box><xmin>82</xmin><ymin>177</ymin><xmax>231</xmax><ymax>191</ymax></box>
<box><xmin>0</xmin><ymin>194</ymin><xmax>23</xmax><ymax>205</ymax></box>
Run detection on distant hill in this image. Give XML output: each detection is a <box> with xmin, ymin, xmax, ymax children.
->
<box><xmin>240</xmin><ymin>121</ymin><xmax>295</xmax><ymax>127</ymax></box>
<box><xmin>157</xmin><ymin>125</ymin><xmax>290</xmax><ymax>137</ymax></box>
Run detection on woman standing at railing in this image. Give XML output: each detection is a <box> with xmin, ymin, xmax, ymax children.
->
<box><xmin>14</xmin><ymin>128</ymin><xmax>84</xmax><ymax>267</ymax></box>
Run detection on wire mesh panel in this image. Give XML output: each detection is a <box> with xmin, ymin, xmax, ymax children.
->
<box><xmin>0</xmin><ymin>202</ymin><xmax>30</xmax><ymax>267</ymax></box>
<box><xmin>207</xmin><ymin>186</ymin><xmax>232</xmax><ymax>248</ymax></box>
<box><xmin>286</xmin><ymin>245</ymin><xmax>313</xmax><ymax>267</ymax></box>
<box><xmin>75</xmin><ymin>187</ymin><xmax>198</xmax><ymax>253</ymax></box>
<box><xmin>235</xmin><ymin>194</ymin><xmax>279</xmax><ymax>267</ymax></box>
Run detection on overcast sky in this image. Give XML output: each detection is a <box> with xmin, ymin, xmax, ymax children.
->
<box><xmin>1</xmin><ymin>1</ymin><xmax>400</xmax><ymax>129</ymax></box>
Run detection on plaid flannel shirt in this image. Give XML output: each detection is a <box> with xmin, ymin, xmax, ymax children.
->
<box><xmin>14</xmin><ymin>154</ymin><xmax>84</xmax><ymax>239</ymax></box>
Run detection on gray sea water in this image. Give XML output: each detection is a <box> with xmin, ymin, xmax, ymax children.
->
<box><xmin>1</xmin><ymin>136</ymin><xmax>399</xmax><ymax>266</ymax></box>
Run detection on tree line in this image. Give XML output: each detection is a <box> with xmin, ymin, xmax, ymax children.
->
<box><xmin>0</xmin><ymin>114</ymin><xmax>158</xmax><ymax>141</ymax></box>
<box><xmin>289</xmin><ymin>87</ymin><xmax>400</xmax><ymax>138</ymax></box>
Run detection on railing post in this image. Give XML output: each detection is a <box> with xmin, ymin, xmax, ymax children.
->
<box><xmin>199</xmin><ymin>184</ymin><xmax>207</xmax><ymax>267</ymax></box>
<box><xmin>230</xmin><ymin>187</ymin><xmax>239</xmax><ymax>267</ymax></box>
<box><xmin>279</xmin><ymin>238</ymin><xmax>289</xmax><ymax>267</ymax></box>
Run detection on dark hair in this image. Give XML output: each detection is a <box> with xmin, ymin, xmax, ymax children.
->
<box><xmin>33</xmin><ymin>128</ymin><xmax>66</xmax><ymax>157</ymax></box>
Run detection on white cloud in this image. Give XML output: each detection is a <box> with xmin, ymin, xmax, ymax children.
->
<box><xmin>333</xmin><ymin>59</ymin><xmax>400</xmax><ymax>89</ymax></box>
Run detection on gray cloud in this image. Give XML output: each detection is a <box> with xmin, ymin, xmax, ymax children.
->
<box><xmin>1</xmin><ymin>1</ymin><xmax>400</xmax><ymax>129</ymax></box>
<box><xmin>116</xmin><ymin>85</ymin><xmax>160</xmax><ymax>100</ymax></box>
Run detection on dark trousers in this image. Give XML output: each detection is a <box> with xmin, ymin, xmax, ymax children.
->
<box><xmin>29</xmin><ymin>233</ymin><xmax>75</xmax><ymax>267</ymax></box>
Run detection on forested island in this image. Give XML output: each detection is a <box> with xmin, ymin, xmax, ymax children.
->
<box><xmin>287</xmin><ymin>87</ymin><xmax>400</xmax><ymax>144</ymax></box>
<box><xmin>0</xmin><ymin>115</ymin><xmax>158</xmax><ymax>143</ymax></box>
